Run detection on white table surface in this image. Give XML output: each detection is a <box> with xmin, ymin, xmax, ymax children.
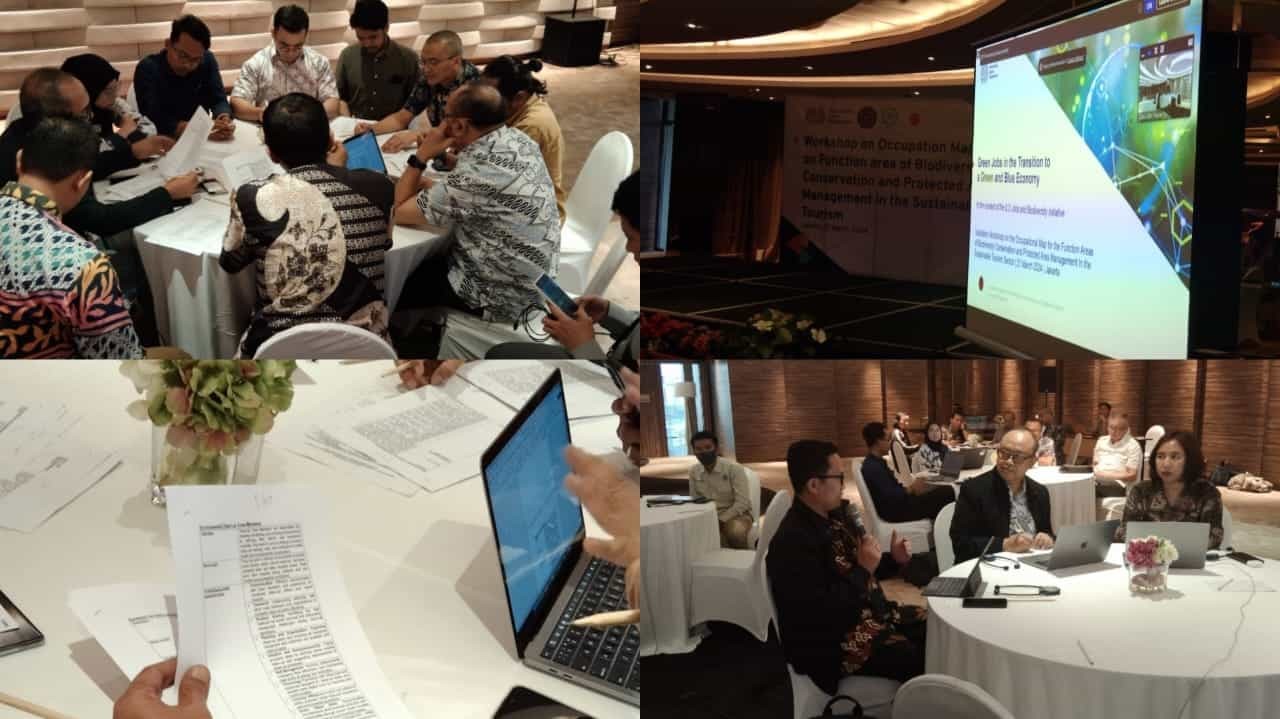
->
<box><xmin>942</xmin><ymin>465</ymin><xmax>1096</xmax><ymax>534</ymax></box>
<box><xmin>639</xmin><ymin>501</ymin><xmax>718</xmax><ymax>657</ymax></box>
<box><xmin>0</xmin><ymin>360</ymin><xmax>637</xmax><ymax>719</ymax></box>
<box><xmin>926</xmin><ymin>546</ymin><xmax>1280</xmax><ymax>719</ymax></box>
<box><xmin>126</xmin><ymin>118</ymin><xmax>449</xmax><ymax>358</ymax></box>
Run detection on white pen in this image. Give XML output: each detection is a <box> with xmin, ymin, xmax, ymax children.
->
<box><xmin>1076</xmin><ymin>639</ymin><xmax>1095</xmax><ymax>666</ymax></box>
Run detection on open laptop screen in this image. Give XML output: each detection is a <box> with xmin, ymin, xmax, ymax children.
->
<box><xmin>483</xmin><ymin>371</ymin><xmax>583</xmax><ymax>635</ymax></box>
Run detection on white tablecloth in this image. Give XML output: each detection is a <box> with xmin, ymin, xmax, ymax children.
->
<box><xmin>640</xmin><ymin>501</ymin><xmax>718</xmax><ymax>656</ymax></box>
<box><xmin>926</xmin><ymin>546</ymin><xmax>1280</xmax><ymax>719</ymax></box>
<box><xmin>0</xmin><ymin>360</ymin><xmax>636</xmax><ymax>719</ymax></box>
<box><xmin>125</xmin><ymin>119</ymin><xmax>449</xmax><ymax>358</ymax></box>
<box><xmin>947</xmin><ymin>465</ymin><xmax>1096</xmax><ymax>533</ymax></box>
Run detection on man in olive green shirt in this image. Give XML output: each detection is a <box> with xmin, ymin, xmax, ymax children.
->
<box><xmin>688</xmin><ymin>431</ymin><xmax>754</xmax><ymax>549</ymax></box>
<box><xmin>336</xmin><ymin>0</ymin><xmax>419</xmax><ymax>121</ymax></box>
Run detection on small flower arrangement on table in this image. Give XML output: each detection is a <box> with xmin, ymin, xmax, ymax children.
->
<box><xmin>741</xmin><ymin>309</ymin><xmax>828</xmax><ymax>358</ymax></box>
<box><xmin>1123</xmin><ymin>535</ymin><xmax>1179</xmax><ymax>593</ymax></box>
<box><xmin>121</xmin><ymin>360</ymin><xmax>297</xmax><ymax>503</ymax></box>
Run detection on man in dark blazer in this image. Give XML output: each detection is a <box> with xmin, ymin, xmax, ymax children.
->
<box><xmin>950</xmin><ymin>428</ymin><xmax>1056</xmax><ymax>563</ymax></box>
<box><xmin>766</xmin><ymin>439</ymin><xmax>924</xmax><ymax>695</ymax></box>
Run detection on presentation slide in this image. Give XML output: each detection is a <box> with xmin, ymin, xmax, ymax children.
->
<box><xmin>487</xmin><ymin>384</ymin><xmax>581</xmax><ymax>632</ymax></box>
<box><xmin>968</xmin><ymin>0</ymin><xmax>1203</xmax><ymax>357</ymax></box>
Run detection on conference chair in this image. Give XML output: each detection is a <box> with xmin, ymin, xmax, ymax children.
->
<box><xmin>252</xmin><ymin>323</ymin><xmax>396</xmax><ymax>359</ymax></box>
<box><xmin>933</xmin><ymin>502</ymin><xmax>957</xmax><ymax>572</ymax></box>
<box><xmin>688</xmin><ymin>485</ymin><xmax>787</xmax><ymax>641</ymax></box>
<box><xmin>762</xmin><ymin>494</ymin><xmax>900</xmax><ymax>718</ymax></box>
<box><xmin>579</xmin><ymin>219</ymin><xmax>632</xmax><ymax>299</ymax></box>
<box><xmin>1067</xmin><ymin>433</ymin><xmax>1083</xmax><ymax>465</ymax></box>
<box><xmin>851</xmin><ymin>457</ymin><xmax>932</xmax><ymax>553</ymax></box>
<box><xmin>891</xmin><ymin>675</ymin><xmax>1015</xmax><ymax>719</ymax></box>
<box><xmin>891</xmin><ymin>441</ymin><xmax>914</xmax><ymax>483</ymax></box>
<box><xmin>740</xmin><ymin>466</ymin><xmax>765</xmax><ymax>547</ymax></box>
<box><xmin>1222</xmin><ymin>504</ymin><xmax>1234</xmax><ymax>550</ymax></box>
<box><xmin>556</xmin><ymin>131</ymin><xmax>634</xmax><ymax>294</ymax></box>
<box><xmin>432</xmin><ymin>307</ymin><xmax>557</xmax><ymax>359</ymax></box>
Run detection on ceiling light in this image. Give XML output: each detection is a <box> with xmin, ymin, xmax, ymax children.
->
<box><xmin>768</xmin><ymin>96</ymin><xmax>775</xmax><ymax>100</ymax></box>
<box><xmin>913</xmin><ymin>90</ymin><xmax>921</xmax><ymax>96</ymax></box>
<box><xmin>804</xmin><ymin>65</ymin><xmax>814</xmax><ymax>71</ymax></box>
<box><xmin>686</xmin><ymin>22</ymin><xmax>702</xmax><ymax>29</ymax></box>
<box><xmin>753</xmin><ymin>87</ymin><xmax>760</xmax><ymax>93</ymax></box>
<box><xmin>928</xmin><ymin>56</ymin><xmax>936</xmax><ymax>61</ymax></box>
<box><xmin>644</xmin><ymin>64</ymin><xmax>653</xmax><ymax>70</ymax></box>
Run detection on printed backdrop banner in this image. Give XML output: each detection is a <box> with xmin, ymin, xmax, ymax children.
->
<box><xmin>782</xmin><ymin>96</ymin><xmax>974</xmax><ymax>286</ymax></box>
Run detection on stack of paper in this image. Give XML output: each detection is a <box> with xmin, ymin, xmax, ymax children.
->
<box><xmin>0</xmin><ymin>400</ymin><xmax>121</xmax><ymax>532</ymax></box>
<box><xmin>457</xmin><ymin>360</ymin><xmax>620</xmax><ymax>420</ymax></box>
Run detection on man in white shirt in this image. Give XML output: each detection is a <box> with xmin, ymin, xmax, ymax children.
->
<box><xmin>1093</xmin><ymin>414</ymin><xmax>1142</xmax><ymax>498</ymax></box>
<box><xmin>231</xmin><ymin>5</ymin><xmax>340</xmax><ymax>121</ymax></box>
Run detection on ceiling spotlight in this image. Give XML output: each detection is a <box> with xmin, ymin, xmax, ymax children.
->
<box><xmin>686</xmin><ymin>22</ymin><xmax>702</xmax><ymax>29</ymax></box>
<box><xmin>804</xmin><ymin>65</ymin><xmax>814</xmax><ymax>71</ymax></box>
<box><xmin>768</xmin><ymin>96</ymin><xmax>776</xmax><ymax>100</ymax></box>
<box><xmin>644</xmin><ymin>64</ymin><xmax>653</xmax><ymax>70</ymax></box>
<box><xmin>913</xmin><ymin>90</ymin><xmax>921</xmax><ymax>96</ymax></box>
<box><xmin>928</xmin><ymin>56</ymin><xmax>936</xmax><ymax>61</ymax></box>
<box><xmin>753</xmin><ymin>87</ymin><xmax>760</xmax><ymax>92</ymax></box>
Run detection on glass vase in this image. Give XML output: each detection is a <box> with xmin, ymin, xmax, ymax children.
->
<box><xmin>150</xmin><ymin>425</ymin><xmax>264</xmax><ymax>505</ymax></box>
<box><xmin>1127</xmin><ymin>561</ymin><xmax>1169</xmax><ymax>593</ymax></box>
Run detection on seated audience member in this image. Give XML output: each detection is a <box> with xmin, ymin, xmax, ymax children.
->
<box><xmin>479</xmin><ymin>56</ymin><xmax>565</xmax><ymax>221</ymax></box>
<box><xmin>0</xmin><ymin>117</ymin><xmax>142</xmax><ymax>358</ymax></box>
<box><xmin>0</xmin><ymin>69</ymin><xmax>199</xmax><ymax>237</ymax></box>
<box><xmin>1095</xmin><ymin>401</ymin><xmax>1112</xmax><ymax>438</ymax></box>
<box><xmin>687</xmin><ymin>431</ymin><xmax>753</xmax><ymax>549</ymax></box>
<box><xmin>231</xmin><ymin>5</ymin><xmax>340</xmax><ymax>121</ymax></box>
<box><xmin>950</xmin><ymin>428</ymin><xmax>1055</xmax><ymax>563</ymax></box>
<box><xmin>947</xmin><ymin>412</ymin><xmax>967</xmax><ymax>444</ymax></box>
<box><xmin>860</xmin><ymin>421</ymin><xmax>953</xmax><ymax>522</ymax></box>
<box><xmin>351</xmin><ymin>30</ymin><xmax>480</xmax><ymax>151</ymax></box>
<box><xmin>1116</xmin><ymin>430</ymin><xmax>1224</xmax><ymax>548</ymax></box>
<box><xmin>891</xmin><ymin>411</ymin><xmax>918</xmax><ymax>451</ymax></box>
<box><xmin>768</xmin><ymin>439</ymin><xmax>924</xmax><ymax>691</ymax></box>
<box><xmin>392</xmin><ymin>83</ymin><xmax>560</xmax><ymax>327</ymax></box>
<box><xmin>133</xmin><ymin>15</ymin><xmax>235</xmax><ymax>140</ymax></box>
<box><xmin>912</xmin><ymin>423</ymin><xmax>950</xmax><ymax>474</ymax></box>
<box><xmin>1025</xmin><ymin>417</ymin><xmax>1056</xmax><ymax>466</ymax></box>
<box><xmin>1093</xmin><ymin>414</ymin><xmax>1142</xmax><ymax>498</ymax></box>
<box><xmin>219</xmin><ymin>93</ymin><xmax>394</xmax><ymax>357</ymax></box>
<box><xmin>336</xmin><ymin>0</ymin><xmax>420</xmax><ymax>120</ymax></box>
<box><xmin>991</xmin><ymin>413</ymin><xmax>1008</xmax><ymax>444</ymax></box>
<box><xmin>485</xmin><ymin>172</ymin><xmax>640</xmax><ymax>367</ymax></box>
<box><xmin>1039</xmin><ymin>409</ymin><xmax>1068</xmax><ymax>465</ymax></box>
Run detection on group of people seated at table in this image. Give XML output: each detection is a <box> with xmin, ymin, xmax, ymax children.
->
<box><xmin>0</xmin><ymin>0</ymin><xmax>635</xmax><ymax>363</ymax></box>
<box><xmin>764</xmin><ymin>420</ymin><xmax>1227</xmax><ymax>694</ymax></box>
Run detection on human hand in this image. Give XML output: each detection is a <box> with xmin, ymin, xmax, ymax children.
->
<box><xmin>1003</xmin><ymin>533</ymin><xmax>1034</xmax><ymax>553</ymax></box>
<box><xmin>857</xmin><ymin>533</ymin><xmax>883</xmax><ymax>573</ymax></box>
<box><xmin>117</xmin><ymin>113</ymin><xmax>139</xmax><ymax>137</ymax></box>
<box><xmin>578</xmin><ymin>295</ymin><xmax>610</xmax><ymax>323</ymax></box>
<box><xmin>908</xmin><ymin>477</ymin><xmax>930</xmax><ymax>496</ymax></box>
<box><xmin>611</xmin><ymin>367</ymin><xmax>644</xmax><ymax>467</ymax></box>
<box><xmin>439</xmin><ymin>149</ymin><xmax>458</xmax><ymax>171</ymax></box>
<box><xmin>326</xmin><ymin>134</ymin><xmax>347</xmax><ymax>167</ymax></box>
<box><xmin>397</xmin><ymin>360</ymin><xmax>464</xmax><ymax>390</ymax></box>
<box><xmin>132</xmin><ymin>134</ymin><xmax>174</xmax><ymax>160</ymax></box>
<box><xmin>353</xmin><ymin>121</ymin><xmax>373</xmax><ymax>136</ymax></box>
<box><xmin>890</xmin><ymin>529</ymin><xmax>911</xmax><ymax>565</ymax></box>
<box><xmin>112</xmin><ymin>658</ymin><xmax>212</xmax><ymax>719</ymax></box>
<box><xmin>564</xmin><ymin>446</ymin><xmax>640</xmax><ymax>605</ymax></box>
<box><xmin>1032</xmin><ymin>532</ymin><xmax>1055</xmax><ymax>550</ymax></box>
<box><xmin>208</xmin><ymin>116</ymin><xmax>234</xmax><ymax>142</ymax></box>
<box><xmin>414</xmin><ymin>126</ymin><xmax>450</xmax><ymax>161</ymax></box>
<box><xmin>163</xmin><ymin>171</ymin><xmax>202</xmax><ymax>200</ymax></box>
<box><xmin>381</xmin><ymin>130</ymin><xmax>419</xmax><ymax>153</ymax></box>
<box><xmin>543</xmin><ymin>301</ymin><xmax>597</xmax><ymax>350</ymax></box>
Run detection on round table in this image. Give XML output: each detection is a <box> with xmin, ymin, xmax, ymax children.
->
<box><xmin>639</xmin><ymin>501</ymin><xmax>719</xmax><ymax>656</ymax></box>
<box><xmin>1026</xmin><ymin>466</ymin><xmax>1096</xmax><ymax>531</ymax></box>
<box><xmin>926</xmin><ymin>546</ymin><xmax>1280</xmax><ymax>718</ymax></box>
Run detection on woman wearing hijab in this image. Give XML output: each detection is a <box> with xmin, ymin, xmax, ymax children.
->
<box><xmin>912</xmin><ymin>423</ymin><xmax>951</xmax><ymax>474</ymax></box>
<box><xmin>59</xmin><ymin>54</ymin><xmax>173</xmax><ymax>177</ymax></box>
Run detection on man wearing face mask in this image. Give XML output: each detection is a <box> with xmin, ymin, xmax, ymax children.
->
<box><xmin>687</xmin><ymin>430</ymin><xmax>753</xmax><ymax>549</ymax></box>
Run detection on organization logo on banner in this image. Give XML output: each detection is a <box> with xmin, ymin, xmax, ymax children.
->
<box><xmin>805</xmin><ymin>107</ymin><xmax>826</xmax><ymax>124</ymax></box>
<box><xmin>857</xmin><ymin>106</ymin><xmax>878</xmax><ymax>129</ymax></box>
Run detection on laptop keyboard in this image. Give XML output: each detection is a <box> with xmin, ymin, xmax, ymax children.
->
<box><xmin>539</xmin><ymin>556</ymin><xmax>640</xmax><ymax>694</ymax></box>
<box><xmin>924</xmin><ymin>576</ymin><xmax>968</xmax><ymax>596</ymax></box>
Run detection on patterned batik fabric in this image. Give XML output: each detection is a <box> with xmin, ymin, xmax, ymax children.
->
<box><xmin>415</xmin><ymin>125</ymin><xmax>561</xmax><ymax>322</ymax></box>
<box><xmin>828</xmin><ymin>512</ymin><xmax>928</xmax><ymax>674</ymax></box>
<box><xmin>402</xmin><ymin>60</ymin><xmax>480</xmax><ymax>127</ymax></box>
<box><xmin>0</xmin><ymin>182</ymin><xmax>142</xmax><ymax>358</ymax></box>
<box><xmin>232</xmin><ymin>45</ymin><xmax>340</xmax><ymax>106</ymax></box>
<box><xmin>220</xmin><ymin>164</ymin><xmax>394</xmax><ymax>357</ymax></box>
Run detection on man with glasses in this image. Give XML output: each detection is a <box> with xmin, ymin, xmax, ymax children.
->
<box><xmin>133</xmin><ymin>15</ymin><xmax>235</xmax><ymax>140</ymax></box>
<box><xmin>767</xmin><ymin>440</ymin><xmax>923</xmax><ymax>693</ymax></box>
<box><xmin>350</xmin><ymin>30</ymin><xmax>480</xmax><ymax>152</ymax></box>
<box><xmin>231</xmin><ymin>5</ymin><xmax>341</xmax><ymax>122</ymax></box>
<box><xmin>950</xmin><ymin>428</ymin><xmax>1055</xmax><ymax>563</ymax></box>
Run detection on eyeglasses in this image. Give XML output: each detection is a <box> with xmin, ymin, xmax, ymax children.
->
<box><xmin>816</xmin><ymin>473</ymin><xmax>845</xmax><ymax>484</ymax></box>
<box><xmin>996</xmin><ymin>448</ymin><xmax>1035</xmax><ymax>463</ymax></box>
<box><xmin>420</xmin><ymin>55</ymin><xmax>458</xmax><ymax>68</ymax></box>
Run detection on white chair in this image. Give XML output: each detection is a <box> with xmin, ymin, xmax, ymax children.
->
<box><xmin>1221</xmin><ymin>504</ymin><xmax>1234</xmax><ymax>550</ymax></box>
<box><xmin>579</xmin><ymin>221</ymin><xmax>632</xmax><ymax>298</ymax></box>
<box><xmin>741</xmin><ymin>466</ymin><xmax>765</xmax><ymax>547</ymax></box>
<box><xmin>933</xmin><ymin>503</ymin><xmax>957</xmax><ymax>572</ymax></box>
<box><xmin>688</xmin><ymin>486</ymin><xmax>786</xmax><ymax>641</ymax></box>
<box><xmin>556</xmin><ymin>131</ymin><xmax>634</xmax><ymax>294</ymax></box>
<box><xmin>1067</xmin><ymin>433</ymin><xmax>1083</xmax><ymax>465</ymax></box>
<box><xmin>761</xmin><ymin>495</ymin><xmax>900</xmax><ymax>718</ymax></box>
<box><xmin>253</xmin><ymin>323</ymin><xmax>396</xmax><ymax>359</ymax></box>
<box><xmin>891</xmin><ymin>674</ymin><xmax>1015</xmax><ymax>719</ymax></box>
<box><xmin>890</xmin><ymin>442</ymin><xmax>914</xmax><ymax>484</ymax></box>
<box><xmin>851</xmin><ymin>457</ymin><xmax>931</xmax><ymax>552</ymax></box>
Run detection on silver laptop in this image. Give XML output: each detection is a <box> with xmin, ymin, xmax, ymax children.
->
<box><xmin>480</xmin><ymin>369</ymin><xmax>639</xmax><ymax>705</ymax></box>
<box><xmin>927</xmin><ymin>452</ymin><xmax>966</xmax><ymax>483</ymax></box>
<box><xmin>1024</xmin><ymin>520</ymin><xmax>1121</xmax><ymax>570</ymax></box>
<box><xmin>1123</xmin><ymin>521</ymin><xmax>1210</xmax><ymax>569</ymax></box>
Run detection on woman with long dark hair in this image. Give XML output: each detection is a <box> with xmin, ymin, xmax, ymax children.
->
<box><xmin>1115</xmin><ymin>430</ymin><xmax>1224</xmax><ymax>548</ymax></box>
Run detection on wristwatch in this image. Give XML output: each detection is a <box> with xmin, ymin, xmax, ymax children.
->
<box><xmin>407</xmin><ymin>154</ymin><xmax>428</xmax><ymax>171</ymax></box>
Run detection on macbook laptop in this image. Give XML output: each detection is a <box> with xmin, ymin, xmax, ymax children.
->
<box><xmin>926</xmin><ymin>452</ymin><xmax>966</xmax><ymax>483</ymax></box>
<box><xmin>923</xmin><ymin>538</ymin><xmax>993</xmax><ymax>597</ymax></box>
<box><xmin>1123</xmin><ymin>521</ymin><xmax>1210</xmax><ymax>569</ymax></box>
<box><xmin>1024</xmin><ymin>520</ymin><xmax>1120</xmax><ymax>570</ymax></box>
<box><xmin>956</xmin><ymin>447</ymin><xmax>989</xmax><ymax>469</ymax></box>
<box><xmin>480</xmin><ymin>368</ymin><xmax>639</xmax><ymax>706</ymax></box>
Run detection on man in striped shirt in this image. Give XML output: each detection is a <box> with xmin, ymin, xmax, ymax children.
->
<box><xmin>219</xmin><ymin>93</ymin><xmax>394</xmax><ymax>357</ymax></box>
